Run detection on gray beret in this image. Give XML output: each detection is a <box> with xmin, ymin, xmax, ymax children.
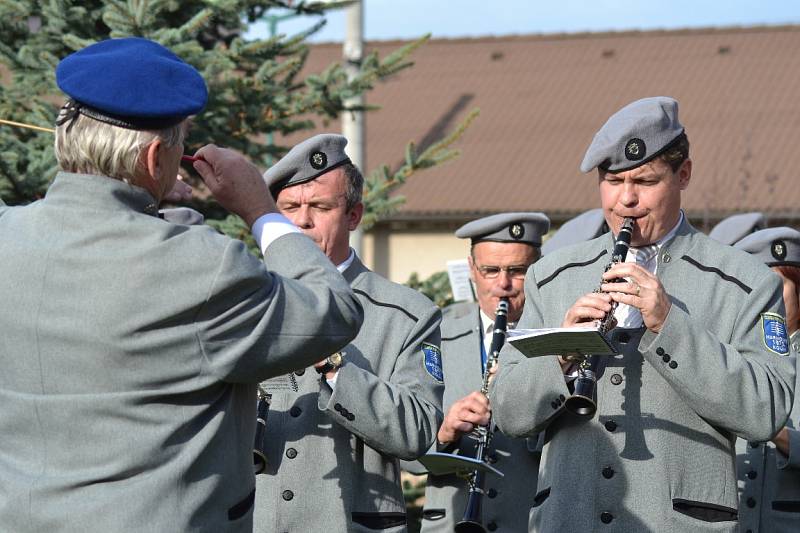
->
<box><xmin>734</xmin><ymin>227</ymin><xmax>800</xmax><ymax>267</ymax></box>
<box><xmin>708</xmin><ymin>212</ymin><xmax>766</xmax><ymax>246</ymax></box>
<box><xmin>541</xmin><ymin>209</ymin><xmax>608</xmax><ymax>255</ymax></box>
<box><xmin>580</xmin><ymin>96</ymin><xmax>685</xmax><ymax>173</ymax></box>
<box><xmin>455</xmin><ymin>212</ymin><xmax>550</xmax><ymax>246</ymax></box>
<box><xmin>263</xmin><ymin>133</ymin><xmax>351</xmax><ymax>196</ymax></box>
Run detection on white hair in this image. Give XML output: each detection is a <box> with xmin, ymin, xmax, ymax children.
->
<box><xmin>54</xmin><ymin>108</ymin><xmax>185</xmax><ymax>184</ymax></box>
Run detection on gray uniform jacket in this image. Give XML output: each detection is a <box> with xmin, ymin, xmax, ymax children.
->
<box><xmin>418</xmin><ymin>302</ymin><xmax>541</xmax><ymax>533</ymax></box>
<box><xmin>736</xmin><ymin>331</ymin><xmax>800</xmax><ymax>532</ymax></box>
<box><xmin>491</xmin><ymin>218</ymin><xmax>796</xmax><ymax>533</ymax></box>
<box><xmin>253</xmin><ymin>254</ymin><xmax>444</xmax><ymax>533</ymax></box>
<box><xmin>0</xmin><ymin>172</ymin><xmax>363</xmax><ymax>533</ymax></box>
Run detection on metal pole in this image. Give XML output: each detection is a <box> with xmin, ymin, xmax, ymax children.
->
<box><xmin>342</xmin><ymin>0</ymin><xmax>364</xmax><ymax>256</ymax></box>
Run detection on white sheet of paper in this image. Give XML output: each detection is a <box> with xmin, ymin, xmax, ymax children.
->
<box><xmin>447</xmin><ymin>259</ymin><xmax>474</xmax><ymax>302</ymax></box>
<box><xmin>507</xmin><ymin>326</ymin><xmax>618</xmax><ymax>357</ymax></box>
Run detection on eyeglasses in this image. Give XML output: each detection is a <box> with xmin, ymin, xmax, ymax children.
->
<box><xmin>475</xmin><ymin>264</ymin><xmax>529</xmax><ymax>280</ymax></box>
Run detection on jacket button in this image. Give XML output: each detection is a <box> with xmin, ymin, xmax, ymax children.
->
<box><xmin>282</xmin><ymin>490</ymin><xmax>294</xmax><ymax>501</ymax></box>
<box><xmin>347</xmin><ymin>413</ymin><xmax>355</xmax><ymax>421</ymax></box>
<box><xmin>602</xmin><ymin>466</ymin><xmax>614</xmax><ymax>479</ymax></box>
<box><xmin>295</xmin><ymin>368</ymin><xmax>305</xmax><ymax>376</ymax></box>
<box><xmin>487</xmin><ymin>488</ymin><xmax>498</xmax><ymax>498</ymax></box>
<box><xmin>286</xmin><ymin>448</ymin><xmax>297</xmax><ymax>459</ymax></box>
<box><xmin>618</xmin><ymin>332</ymin><xmax>630</xmax><ymax>343</ymax></box>
<box><xmin>289</xmin><ymin>406</ymin><xmax>302</xmax><ymax>417</ymax></box>
<box><xmin>334</xmin><ymin>403</ymin><xmax>342</xmax><ymax>412</ymax></box>
<box><xmin>663</xmin><ymin>252</ymin><xmax>671</xmax><ymax>263</ymax></box>
<box><xmin>600</xmin><ymin>512</ymin><xmax>613</xmax><ymax>524</ymax></box>
<box><xmin>746</xmin><ymin>497</ymin><xmax>756</xmax><ymax>508</ymax></box>
<box><xmin>610</xmin><ymin>373</ymin><xmax>623</xmax><ymax>385</ymax></box>
<box><xmin>656</xmin><ymin>347</ymin><xmax>665</xmax><ymax>356</ymax></box>
<box><xmin>747</xmin><ymin>470</ymin><xmax>757</xmax><ymax>480</ymax></box>
<box><xmin>661</xmin><ymin>354</ymin><xmax>671</xmax><ymax>363</ymax></box>
<box><xmin>604</xmin><ymin>420</ymin><xmax>617</xmax><ymax>432</ymax></box>
<box><xmin>551</xmin><ymin>401</ymin><xmax>559</xmax><ymax>409</ymax></box>
<box><xmin>487</xmin><ymin>522</ymin><xmax>497</xmax><ymax>531</ymax></box>
<box><xmin>559</xmin><ymin>394</ymin><xmax>565</xmax><ymax>402</ymax></box>
<box><xmin>668</xmin><ymin>361</ymin><xmax>678</xmax><ymax>369</ymax></box>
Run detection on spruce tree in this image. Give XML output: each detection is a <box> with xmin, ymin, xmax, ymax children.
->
<box><xmin>0</xmin><ymin>0</ymin><xmax>475</xmax><ymax>240</ymax></box>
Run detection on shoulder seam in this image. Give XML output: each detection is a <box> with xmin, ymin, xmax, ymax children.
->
<box><xmin>537</xmin><ymin>250</ymin><xmax>608</xmax><ymax>289</ymax></box>
<box><xmin>680</xmin><ymin>255</ymin><xmax>752</xmax><ymax>294</ymax></box>
<box><xmin>353</xmin><ymin>288</ymin><xmax>419</xmax><ymax>321</ymax></box>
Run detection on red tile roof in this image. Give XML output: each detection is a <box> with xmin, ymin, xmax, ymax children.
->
<box><xmin>293</xmin><ymin>26</ymin><xmax>800</xmax><ymax>223</ymax></box>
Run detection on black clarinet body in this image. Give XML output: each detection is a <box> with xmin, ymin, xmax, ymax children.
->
<box><xmin>564</xmin><ymin>217</ymin><xmax>635</xmax><ymax>418</ymax></box>
<box><xmin>455</xmin><ymin>297</ymin><xmax>510</xmax><ymax>533</ymax></box>
<box><xmin>253</xmin><ymin>385</ymin><xmax>271</xmax><ymax>475</ymax></box>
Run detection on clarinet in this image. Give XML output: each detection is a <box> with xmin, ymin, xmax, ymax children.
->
<box><xmin>455</xmin><ymin>298</ymin><xmax>509</xmax><ymax>533</ymax></box>
<box><xmin>564</xmin><ymin>217</ymin><xmax>634</xmax><ymax>418</ymax></box>
<box><xmin>253</xmin><ymin>384</ymin><xmax>271</xmax><ymax>474</ymax></box>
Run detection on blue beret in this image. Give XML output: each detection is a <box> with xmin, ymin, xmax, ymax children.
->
<box><xmin>708</xmin><ymin>212</ymin><xmax>766</xmax><ymax>246</ymax></box>
<box><xmin>734</xmin><ymin>227</ymin><xmax>800</xmax><ymax>268</ymax></box>
<box><xmin>264</xmin><ymin>134</ymin><xmax>352</xmax><ymax>196</ymax></box>
<box><xmin>56</xmin><ymin>37</ymin><xmax>207</xmax><ymax>130</ymax></box>
<box><xmin>580</xmin><ymin>97</ymin><xmax>685</xmax><ymax>173</ymax></box>
<box><xmin>542</xmin><ymin>209</ymin><xmax>608</xmax><ymax>255</ymax></box>
<box><xmin>455</xmin><ymin>212</ymin><xmax>550</xmax><ymax>246</ymax></box>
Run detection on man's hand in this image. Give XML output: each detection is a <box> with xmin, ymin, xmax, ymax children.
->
<box><xmin>772</xmin><ymin>427</ymin><xmax>790</xmax><ymax>457</ymax></box>
<box><xmin>559</xmin><ymin>291</ymin><xmax>614</xmax><ymax>372</ymax></box>
<box><xmin>162</xmin><ymin>176</ymin><xmax>193</xmax><ymax>203</ymax></box>
<box><xmin>193</xmin><ymin>145</ymin><xmax>277</xmax><ymax>227</ymax></box>
<box><xmin>561</xmin><ymin>292</ymin><xmax>613</xmax><ymax>329</ymax></box>
<box><xmin>601</xmin><ymin>262</ymin><xmax>671</xmax><ymax>333</ymax></box>
<box><xmin>437</xmin><ymin>391</ymin><xmax>491</xmax><ymax>445</ymax></box>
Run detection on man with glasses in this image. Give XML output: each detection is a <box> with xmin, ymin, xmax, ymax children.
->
<box><xmin>416</xmin><ymin>212</ymin><xmax>549</xmax><ymax>532</ymax></box>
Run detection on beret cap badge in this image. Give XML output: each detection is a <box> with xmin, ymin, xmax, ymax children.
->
<box><xmin>509</xmin><ymin>223</ymin><xmax>525</xmax><ymax>240</ymax></box>
<box><xmin>625</xmin><ymin>138</ymin><xmax>646</xmax><ymax>161</ymax></box>
<box><xmin>310</xmin><ymin>151</ymin><xmax>327</xmax><ymax>170</ymax></box>
<box><xmin>772</xmin><ymin>240</ymin><xmax>787</xmax><ymax>260</ymax></box>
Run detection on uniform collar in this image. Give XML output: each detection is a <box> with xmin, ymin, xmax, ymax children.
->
<box><xmin>44</xmin><ymin>171</ymin><xmax>159</xmax><ymax>217</ymax></box>
<box><xmin>341</xmin><ymin>250</ymin><xmax>369</xmax><ymax>284</ymax></box>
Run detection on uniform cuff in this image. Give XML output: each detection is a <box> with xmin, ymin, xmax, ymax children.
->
<box><xmin>251</xmin><ymin>213</ymin><xmax>300</xmax><ymax>255</ymax></box>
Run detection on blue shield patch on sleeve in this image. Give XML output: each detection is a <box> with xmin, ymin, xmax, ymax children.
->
<box><xmin>422</xmin><ymin>342</ymin><xmax>444</xmax><ymax>383</ymax></box>
<box><xmin>761</xmin><ymin>312</ymin><xmax>789</xmax><ymax>355</ymax></box>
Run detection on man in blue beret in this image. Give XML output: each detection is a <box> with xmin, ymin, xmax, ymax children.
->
<box><xmin>411</xmin><ymin>212</ymin><xmax>549</xmax><ymax>533</ymax></box>
<box><xmin>734</xmin><ymin>227</ymin><xmax>800</xmax><ymax>533</ymax></box>
<box><xmin>0</xmin><ymin>38</ymin><xmax>363</xmax><ymax>532</ymax></box>
<box><xmin>254</xmin><ymin>133</ymin><xmax>444</xmax><ymax>532</ymax></box>
<box><xmin>491</xmin><ymin>96</ymin><xmax>795</xmax><ymax>532</ymax></box>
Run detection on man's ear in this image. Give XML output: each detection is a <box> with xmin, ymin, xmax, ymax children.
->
<box><xmin>677</xmin><ymin>158</ymin><xmax>692</xmax><ymax>190</ymax></box>
<box><xmin>347</xmin><ymin>202</ymin><xmax>364</xmax><ymax>231</ymax></box>
<box><xmin>144</xmin><ymin>139</ymin><xmax>162</xmax><ymax>180</ymax></box>
<box><xmin>467</xmin><ymin>254</ymin><xmax>476</xmax><ymax>282</ymax></box>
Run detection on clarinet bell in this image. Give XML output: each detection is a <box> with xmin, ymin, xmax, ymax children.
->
<box><xmin>564</xmin><ymin>369</ymin><xmax>597</xmax><ymax>418</ymax></box>
<box><xmin>454</xmin><ymin>492</ymin><xmax>486</xmax><ymax>533</ymax></box>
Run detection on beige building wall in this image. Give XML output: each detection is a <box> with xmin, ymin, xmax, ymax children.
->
<box><xmin>361</xmin><ymin>221</ymin><xmax>471</xmax><ymax>284</ymax></box>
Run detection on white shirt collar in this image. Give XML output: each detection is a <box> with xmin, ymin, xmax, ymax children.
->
<box><xmin>336</xmin><ymin>248</ymin><xmax>356</xmax><ymax>273</ymax></box>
